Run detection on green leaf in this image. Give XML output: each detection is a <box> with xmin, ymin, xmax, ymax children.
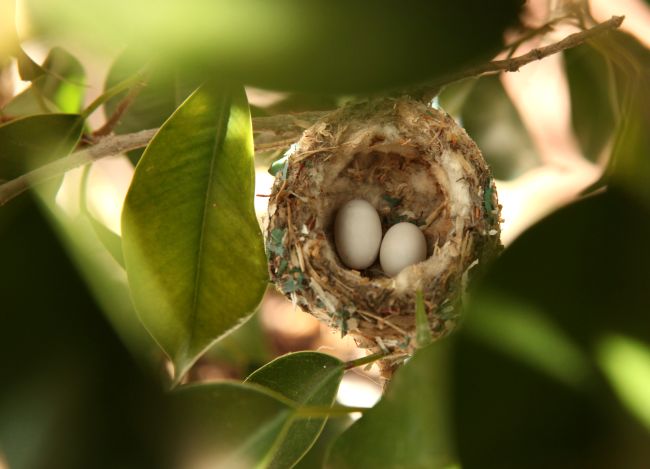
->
<box><xmin>0</xmin><ymin>113</ymin><xmax>83</xmax><ymax>180</ymax></box>
<box><xmin>246</xmin><ymin>351</ymin><xmax>345</xmax><ymax>468</ymax></box>
<box><xmin>170</xmin><ymin>382</ymin><xmax>294</xmax><ymax>468</ymax></box>
<box><xmin>327</xmin><ymin>342</ymin><xmax>455</xmax><ymax>469</ymax></box>
<box><xmin>0</xmin><ymin>196</ymin><xmax>171</xmax><ymax>469</ymax></box>
<box><xmin>121</xmin><ymin>82</ymin><xmax>268</xmax><ymax>382</ymax></box>
<box><xmin>87</xmin><ymin>215</ymin><xmax>125</xmax><ymax>268</ymax></box>
<box><xmin>24</xmin><ymin>0</ymin><xmax>523</xmax><ymax>93</ymax></box>
<box><xmin>3</xmin><ymin>47</ymin><xmax>86</xmax><ymax>115</ymax></box>
<box><xmin>590</xmin><ymin>32</ymin><xmax>650</xmax><ymax>206</ymax></box>
<box><xmin>452</xmin><ymin>190</ymin><xmax>650</xmax><ymax>468</ymax></box>
<box><xmin>16</xmin><ymin>47</ymin><xmax>45</xmax><ymax>81</ymax></box>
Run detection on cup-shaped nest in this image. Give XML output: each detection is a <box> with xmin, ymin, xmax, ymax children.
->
<box><xmin>266</xmin><ymin>97</ymin><xmax>501</xmax><ymax>354</ymax></box>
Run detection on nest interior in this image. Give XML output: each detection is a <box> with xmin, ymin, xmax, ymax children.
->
<box><xmin>266</xmin><ymin>97</ymin><xmax>501</xmax><ymax>353</ymax></box>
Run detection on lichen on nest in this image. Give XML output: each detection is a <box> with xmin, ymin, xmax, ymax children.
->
<box><xmin>266</xmin><ymin>96</ymin><xmax>502</xmax><ymax>361</ymax></box>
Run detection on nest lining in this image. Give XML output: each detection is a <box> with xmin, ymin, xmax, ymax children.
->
<box><xmin>266</xmin><ymin>97</ymin><xmax>501</xmax><ymax>353</ymax></box>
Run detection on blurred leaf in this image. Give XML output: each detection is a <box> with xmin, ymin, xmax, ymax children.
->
<box><xmin>103</xmin><ymin>51</ymin><xmax>200</xmax><ymax>162</ymax></box>
<box><xmin>590</xmin><ymin>32</ymin><xmax>650</xmax><ymax>206</ymax></box>
<box><xmin>16</xmin><ymin>47</ymin><xmax>45</xmax><ymax>81</ymax></box>
<box><xmin>452</xmin><ymin>189</ymin><xmax>650</xmax><ymax>468</ymax></box>
<box><xmin>86</xmin><ymin>215</ymin><xmax>125</xmax><ymax>268</ymax></box>
<box><xmin>122</xmin><ymin>82</ymin><xmax>268</xmax><ymax>382</ymax></box>
<box><xmin>246</xmin><ymin>352</ymin><xmax>344</xmax><ymax>468</ymax></box>
<box><xmin>171</xmin><ymin>382</ymin><xmax>293</xmax><ymax>468</ymax></box>
<box><xmin>327</xmin><ymin>342</ymin><xmax>454</xmax><ymax>469</ymax></box>
<box><xmin>293</xmin><ymin>416</ymin><xmax>352</xmax><ymax>469</ymax></box>
<box><xmin>0</xmin><ymin>196</ymin><xmax>171</xmax><ymax>469</ymax></box>
<box><xmin>565</xmin><ymin>44</ymin><xmax>616</xmax><ymax>163</ymax></box>
<box><xmin>0</xmin><ymin>113</ymin><xmax>82</xmax><ymax>180</ymax></box>
<box><xmin>3</xmin><ymin>47</ymin><xmax>86</xmax><ymax>115</ymax></box>
<box><xmin>25</xmin><ymin>0</ymin><xmax>523</xmax><ymax>93</ymax></box>
<box><xmin>205</xmin><ymin>310</ymin><xmax>272</xmax><ymax>375</ymax></box>
<box><xmin>597</xmin><ymin>334</ymin><xmax>650</xmax><ymax>432</ymax></box>
<box><xmin>460</xmin><ymin>75</ymin><xmax>539</xmax><ymax>179</ymax></box>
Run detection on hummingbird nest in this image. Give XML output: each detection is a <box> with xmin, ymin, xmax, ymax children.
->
<box><xmin>265</xmin><ymin>96</ymin><xmax>501</xmax><ymax>357</ymax></box>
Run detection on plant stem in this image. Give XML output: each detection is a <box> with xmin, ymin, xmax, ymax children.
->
<box><xmin>294</xmin><ymin>405</ymin><xmax>368</xmax><ymax>419</ymax></box>
<box><xmin>344</xmin><ymin>351</ymin><xmax>388</xmax><ymax>370</ymax></box>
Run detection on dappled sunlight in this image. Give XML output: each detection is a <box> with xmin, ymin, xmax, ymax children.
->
<box><xmin>597</xmin><ymin>334</ymin><xmax>650</xmax><ymax>431</ymax></box>
<box><xmin>466</xmin><ymin>293</ymin><xmax>591</xmax><ymax>389</ymax></box>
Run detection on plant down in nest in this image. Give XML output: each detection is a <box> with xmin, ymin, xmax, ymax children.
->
<box><xmin>266</xmin><ymin>96</ymin><xmax>502</xmax><ymax>372</ymax></box>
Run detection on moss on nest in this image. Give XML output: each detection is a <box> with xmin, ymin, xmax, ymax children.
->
<box><xmin>266</xmin><ymin>96</ymin><xmax>502</xmax><ymax>361</ymax></box>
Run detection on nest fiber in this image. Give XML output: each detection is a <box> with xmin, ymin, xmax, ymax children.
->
<box><xmin>266</xmin><ymin>97</ymin><xmax>501</xmax><ymax>354</ymax></box>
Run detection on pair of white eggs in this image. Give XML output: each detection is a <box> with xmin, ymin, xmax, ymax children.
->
<box><xmin>334</xmin><ymin>199</ymin><xmax>427</xmax><ymax>277</ymax></box>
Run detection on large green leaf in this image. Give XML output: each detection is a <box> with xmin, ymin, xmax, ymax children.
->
<box><xmin>327</xmin><ymin>343</ymin><xmax>454</xmax><ymax>469</ymax></box>
<box><xmin>452</xmin><ymin>190</ymin><xmax>650</xmax><ymax>468</ymax></box>
<box><xmin>170</xmin><ymin>382</ymin><xmax>293</xmax><ymax>468</ymax></box>
<box><xmin>24</xmin><ymin>0</ymin><xmax>523</xmax><ymax>93</ymax></box>
<box><xmin>3</xmin><ymin>47</ymin><xmax>85</xmax><ymax>115</ymax></box>
<box><xmin>0</xmin><ymin>196</ymin><xmax>171</xmax><ymax>469</ymax></box>
<box><xmin>246</xmin><ymin>352</ymin><xmax>345</xmax><ymax>468</ymax></box>
<box><xmin>0</xmin><ymin>113</ymin><xmax>83</xmax><ymax>181</ymax></box>
<box><xmin>121</xmin><ymin>82</ymin><xmax>268</xmax><ymax>381</ymax></box>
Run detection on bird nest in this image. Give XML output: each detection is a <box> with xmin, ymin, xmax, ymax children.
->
<box><xmin>266</xmin><ymin>96</ymin><xmax>501</xmax><ymax>358</ymax></box>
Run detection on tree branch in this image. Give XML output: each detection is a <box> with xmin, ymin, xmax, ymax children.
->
<box><xmin>0</xmin><ymin>112</ymin><xmax>326</xmax><ymax>207</ymax></box>
<box><xmin>413</xmin><ymin>15</ymin><xmax>624</xmax><ymax>102</ymax></box>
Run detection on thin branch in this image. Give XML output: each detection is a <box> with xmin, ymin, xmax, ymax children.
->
<box><xmin>0</xmin><ymin>128</ymin><xmax>156</xmax><ymax>206</ymax></box>
<box><xmin>0</xmin><ymin>111</ymin><xmax>326</xmax><ymax>207</ymax></box>
<box><xmin>92</xmin><ymin>80</ymin><xmax>145</xmax><ymax>138</ymax></box>
<box><xmin>413</xmin><ymin>15</ymin><xmax>624</xmax><ymax>102</ymax></box>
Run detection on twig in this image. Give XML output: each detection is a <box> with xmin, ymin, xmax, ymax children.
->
<box><xmin>0</xmin><ymin>111</ymin><xmax>325</xmax><ymax>207</ymax></box>
<box><xmin>92</xmin><ymin>81</ymin><xmax>145</xmax><ymax>138</ymax></box>
<box><xmin>413</xmin><ymin>15</ymin><xmax>624</xmax><ymax>102</ymax></box>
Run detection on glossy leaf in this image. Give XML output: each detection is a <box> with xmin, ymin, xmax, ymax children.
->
<box><xmin>24</xmin><ymin>0</ymin><xmax>523</xmax><ymax>93</ymax></box>
<box><xmin>327</xmin><ymin>342</ymin><xmax>454</xmax><ymax>469</ymax></box>
<box><xmin>121</xmin><ymin>82</ymin><xmax>268</xmax><ymax>381</ymax></box>
<box><xmin>170</xmin><ymin>382</ymin><xmax>293</xmax><ymax>468</ymax></box>
<box><xmin>246</xmin><ymin>352</ymin><xmax>345</xmax><ymax>468</ymax></box>
<box><xmin>3</xmin><ymin>47</ymin><xmax>86</xmax><ymax>115</ymax></box>
<box><xmin>0</xmin><ymin>113</ymin><xmax>83</xmax><ymax>180</ymax></box>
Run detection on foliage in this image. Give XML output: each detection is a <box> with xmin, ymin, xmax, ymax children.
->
<box><xmin>1</xmin><ymin>3</ymin><xmax>650</xmax><ymax>469</ymax></box>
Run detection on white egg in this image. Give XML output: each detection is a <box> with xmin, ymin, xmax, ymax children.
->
<box><xmin>334</xmin><ymin>199</ymin><xmax>382</xmax><ymax>270</ymax></box>
<box><xmin>380</xmin><ymin>222</ymin><xmax>427</xmax><ymax>277</ymax></box>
